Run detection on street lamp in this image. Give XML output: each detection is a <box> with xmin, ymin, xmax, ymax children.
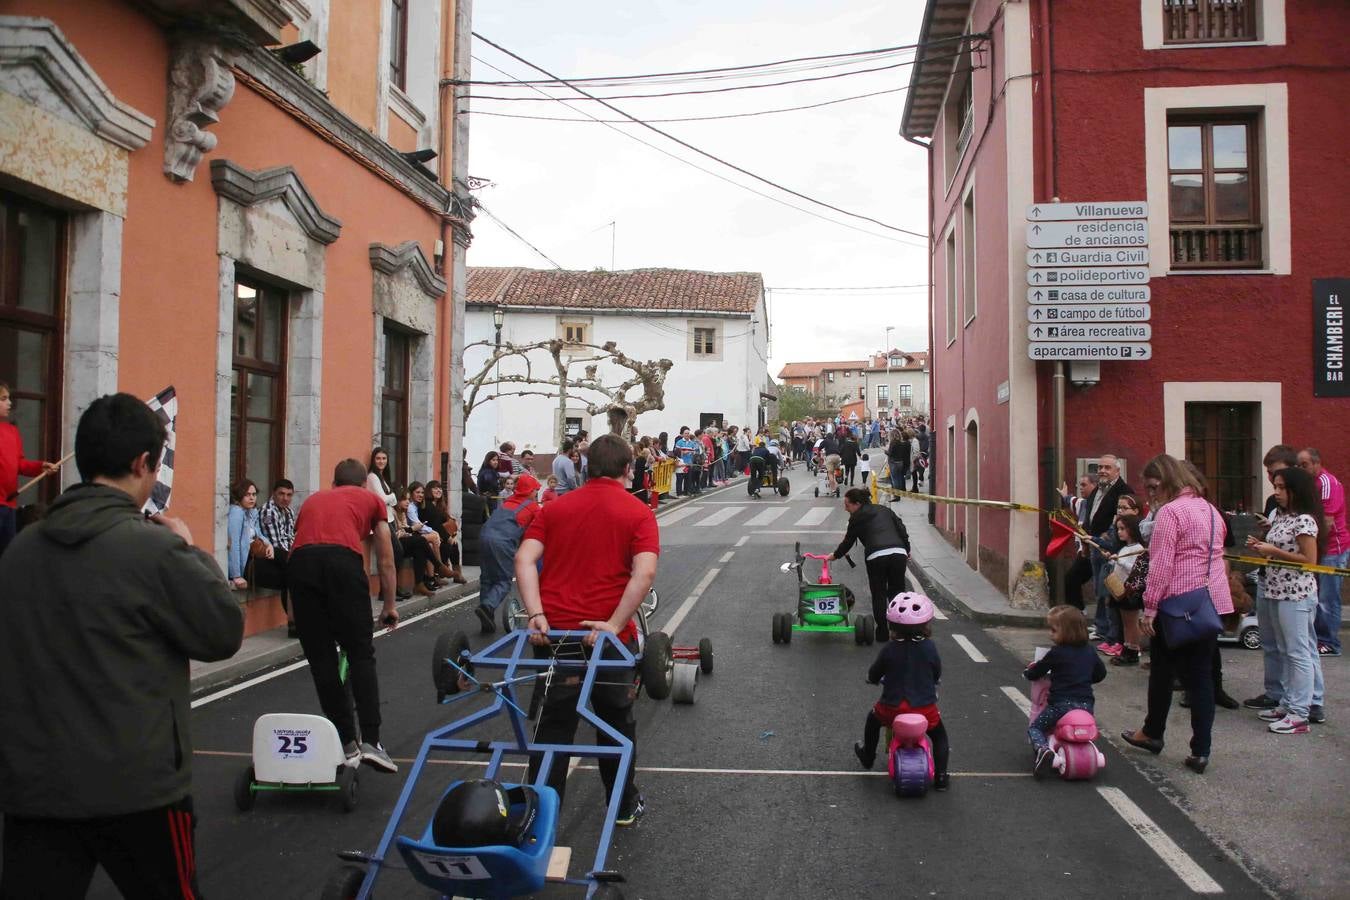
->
<box><xmin>492</xmin><ymin>306</ymin><xmax>505</xmax><ymax>348</ymax></box>
<box><xmin>884</xmin><ymin>326</ymin><xmax>894</xmax><ymax>360</ymax></box>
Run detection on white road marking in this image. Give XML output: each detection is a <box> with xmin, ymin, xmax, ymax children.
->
<box><xmin>653</xmin><ymin>505</ymin><xmax>704</xmax><ymax>526</ymax></box>
<box><xmin>745</xmin><ymin>507</ymin><xmax>788</xmax><ymax>527</ymax></box>
<box><xmin>718</xmin><ymin>551</ymin><xmax>736</xmax><ymax>563</ymax></box>
<box><xmin>951</xmin><ymin>633</ymin><xmax>988</xmax><ymax>663</ymax></box>
<box><xmin>191</xmin><ymin>593</ymin><xmax>480</xmax><ymax>709</ymax></box>
<box><xmin>1097</xmin><ymin>787</ymin><xmax>1225</xmax><ymax>894</ymax></box>
<box><xmin>694</xmin><ymin>506</ymin><xmax>745</xmax><ymax>527</ymax></box>
<box><xmin>1001</xmin><ymin>685</ymin><xmax>1032</xmax><ymax>716</ymax></box>
<box><xmin>931</xmin><ymin>607</ymin><xmax>948</xmax><ymax>620</ymax></box>
<box><xmin>735</xmin><ymin>535</ymin><xmax>750</xmax><ymax>547</ymax></box>
<box><xmin>739</xmin><ymin>530</ymin><xmax>840</xmax><ymax>535</ymax></box>
<box><xmin>793</xmin><ymin>508</ymin><xmax>832</xmax><ymax>527</ymax></box>
<box><xmin>661</xmin><ymin>567</ymin><xmax>720</xmax><ymax>636</ymax></box>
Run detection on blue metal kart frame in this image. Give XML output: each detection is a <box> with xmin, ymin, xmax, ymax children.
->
<box><xmin>351</xmin><ymin>629</ymin><xmax>636</xmax><ymax>899</ymax></box>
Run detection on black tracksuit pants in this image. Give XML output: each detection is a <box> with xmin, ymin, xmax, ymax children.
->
<box><xmin>865</xmin><ymin>552</ymin><xmax>909</xmax><ymax>633</ymax></box>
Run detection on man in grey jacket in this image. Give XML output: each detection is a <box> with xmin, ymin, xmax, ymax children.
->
<box><xmin>0</xmin><ymin>393</ymin><xmax>243</xmax><ymax>899</ymax></box>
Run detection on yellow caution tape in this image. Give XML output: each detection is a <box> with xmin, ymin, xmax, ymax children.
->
<box><xmin>1224</xmin><ymin>554</ymin><xmax>1350</xmax><ymax>578</ymax></box>
<box><xmin>871</xmin><ymin>479</ymin><xmax>1045</xmax><ymax>513</ymax></box>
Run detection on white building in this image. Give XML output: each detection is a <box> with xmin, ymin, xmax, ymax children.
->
<box><xmin>464</xmin><ymin>267</ymin><xmax>770</xmax><ymax>458</ymax></box>
<box><xmin>864</xmin><ymin>350</ymin><xmax>931</xmax><ymax>418</ymax></box>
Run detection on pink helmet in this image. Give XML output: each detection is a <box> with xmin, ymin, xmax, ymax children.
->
<box><xmin>886</xmin><ymin>592</ymin><xmax>934</xmax><ymax>625</ymax></box>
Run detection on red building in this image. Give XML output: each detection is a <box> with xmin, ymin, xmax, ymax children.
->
<box><xmin>902</xmin><ymin>0</ymin><xmax>1350</xmax><ymax>596</ymax></box>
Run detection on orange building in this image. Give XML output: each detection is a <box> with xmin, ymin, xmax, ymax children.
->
<box><xmin>0</xmin><ymin>0</ymin><xmax>473</xmax><ymax>632</ymax></box>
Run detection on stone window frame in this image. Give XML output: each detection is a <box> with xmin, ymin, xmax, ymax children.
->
<box><xmin>687</xmin><ymin>319</ymin><xmax>723</xmax><ymax>361</ymax></box>
<box><xmin>211</xmin><ymin>160</ymin><xmax>340</xmax><ymax>568</ymax></box>
<box><xmin>557</xmin><ymin>316</ymin><xmax>593</xmax><ymax>352</ymax></box>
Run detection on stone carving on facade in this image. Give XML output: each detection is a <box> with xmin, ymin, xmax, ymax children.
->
<box><xmin>165</xmin><ymin>34</ymin><xmax>239</xmax><ymax>183</ymax></box>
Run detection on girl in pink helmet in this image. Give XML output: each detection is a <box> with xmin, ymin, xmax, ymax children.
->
<box><xmin>852</xmin><ymin>592</ymin><xmax>950</xmax><ymax>791</ymax></box>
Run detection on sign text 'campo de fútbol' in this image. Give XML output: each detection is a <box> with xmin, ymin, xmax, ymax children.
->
<box><xmin>1313</xmin><ymin>278</ymin><xmax>1349</xmax><ymax>398</ymax></box>
<box><xmin>1028</xmin><ymin>343</ymin><xmax>1152</xmax><ymax>361</ymax></box>
<box><xmin>1028</xmin><ymin>304</ymin><xmax>1151</xmax><ymax>324</ymax></box>
<box><xmin>1026</xmin><ymin>220</ymin><xmax>1148</xmax><ymax>248</ymax></box>
<box><xmin>1026</xmin><ymin>202</ymin><xmax>1148</xmax><ymax>221</ymax></box>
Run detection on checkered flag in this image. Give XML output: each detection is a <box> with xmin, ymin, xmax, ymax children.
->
<box><xmin>142</xmin><ymin>386</ymin><xmax>176</xmax><ymax>516</ymax></box>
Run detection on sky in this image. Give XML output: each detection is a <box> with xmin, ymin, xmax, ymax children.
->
<box><xmin>463</xmin><ymin>0</ymin><xmax>933</xmax><ymax>376</ymax></box>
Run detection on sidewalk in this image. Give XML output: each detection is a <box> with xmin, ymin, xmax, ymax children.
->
<box><xmin>891</xmin><ymin>493</ymin><xmax>1047</xmax><ymax>628</ymax></box>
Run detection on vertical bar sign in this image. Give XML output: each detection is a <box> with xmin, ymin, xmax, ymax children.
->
<box><xmin>1314</xmin><ymin>279</ymin><xmax>1350</xmax><ymax>397</ymax></box>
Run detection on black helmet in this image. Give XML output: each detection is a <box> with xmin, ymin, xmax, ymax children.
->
<box><xmin>432</xmin><ymin>779</ymin><xmax>539</xmax><ymax>848</ymax></box>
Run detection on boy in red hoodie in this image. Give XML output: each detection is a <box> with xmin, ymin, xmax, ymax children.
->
<box><xmin>0</xmin><ymin>382</ymin><xmax>58</xmax><ymax>556</ymax></box>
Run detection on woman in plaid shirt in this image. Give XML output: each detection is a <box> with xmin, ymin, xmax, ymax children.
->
<box><xmin>1121</xmin><ymin>454</ymin><xmax>1233</xmax><ymax>775</ymax></box>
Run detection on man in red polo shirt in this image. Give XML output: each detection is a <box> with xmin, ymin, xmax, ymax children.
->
<box><xmin>516</xmin><ymin>433</ymin><xmax>659</xmax><ymax>825</ymax></box>
<box><xmin>289</xmin><ymin>458</ymin><xmax>399</xmax><ymax>773</ymax></box>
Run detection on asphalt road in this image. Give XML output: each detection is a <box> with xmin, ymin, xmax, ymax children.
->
<box><xmin>98</xmin><ymin>473</ymin><xmax>1271</xmax><ymax>898</ymax></box>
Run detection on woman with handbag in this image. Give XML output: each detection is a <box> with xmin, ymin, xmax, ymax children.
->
<box><xmin>227</xmin><ymin>478</ymin><xmax>271</xmax><ymax>590</ymax></box>
<box><xmin>1121</xmin><ymin>454</ymin><xmax>1233</xmax><ymax>774</ymax></box>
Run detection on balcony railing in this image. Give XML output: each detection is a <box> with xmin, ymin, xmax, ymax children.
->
<box><xmin>1169</xmin><ymin>224</ymin><xmax>1263</xmax><ymax>269</ymax></box>
<box><xmin>1163</xmin><ymin>0</ymin><xmax>1257</xmax><ymax>43</ymax></box>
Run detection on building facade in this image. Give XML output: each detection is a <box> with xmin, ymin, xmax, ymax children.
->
<box><xmin>863</xmin><ymin>350</ymin><xmax>931</xmax><ymax>418</ymax></box>
<box><xmin>464</xmin><ymin>267</ymin><xmax>770</xmax><ymax>458</ymax></box>
<box><xmin>903</xmin><ymin>0</ymin><xmax>1350</xmax><ymax>595</ymax></box>
<box><xmin>0</xmin><ymin>0</ymin><xmax>473</xmax><ymax>633</ymax></box>
<box><xmin>777</xmin><ymin>360</ymin><xmax>869</xmax><ymax>408</ymax></box>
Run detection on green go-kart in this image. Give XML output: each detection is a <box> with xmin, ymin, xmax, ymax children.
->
<box><xmin>772</xmin><ymin>542</ymin><xmax>875</xmax><ymax>646</ymax></box>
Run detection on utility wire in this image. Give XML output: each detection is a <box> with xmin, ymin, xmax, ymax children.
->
<box><xmin>471</xmin><ymin>32</ymin><xmax>930</xmax><ymax>240</ymax></box>
<box><xmin>468</xmin><ymin>54</ymin><xmax>923</xmax><ymax>248</ymax></box>
<box><xmin>769</xmin><ymin>283</ymin><xmax>931</xmax><ymax>291</ymax></box>
<box><xmin>475</xmin><ymin>202</ymin><xmax>564</xmax><ymax>269</ymax></box>
<box><xmin>451</xmin><ymin>35</ymin><xmax>978</xmax><ymax>87</ymax></box>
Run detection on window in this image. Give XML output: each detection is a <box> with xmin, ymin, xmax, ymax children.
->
<box><xmin>0</xmin><ymin>193</ymin><xmax>64</xmax><ymax>503</ymax></box>
<box><xmin>876</xmin><ymin>384</ymin><xmax>890</xmax><ymax>408</ymax></box>
<box><xmin>1163</xmin><ymin>0</ymin><xmax>1257</xmax><ymax>44</ymax></box>
<box><xmin>388</xmin><ymin>0</ymin><xmax>409</xmax><ymax>90</ymax></box>
<box><xmin>898</xmin><ymin>385</ymin><xmax>913</xmax><ymax>407</ymax></box>
<box><xmin>962</xmin><ymin>190</ymin><xmax>977</xmax><ymax>324</ymax></box>
<box><xmin>844</xmin><ymin>370</ymin><xmax>852</xmax><ymax>379</ymax></box>
<box><xmin>230</xmin><ymin>278</ymin><xmax>287</xmax><ymax>495</ymax></box>
<box><xmin>858</xmin><ymin>387</ymin><xmax>865</xmax><ymax>400</ymax></box>
<box><xmin>889</xmin><ymin>355</ymin><xmax>903</xmax><ymax>367</ymax></box>
<box><xmin>945</xmin><ymin>231</ymin><xmax>957</xmax><ymax>343</ymax></box>
<box><xmin>564</xmin><ymin>416</ymin><xmax>584</xmax><ymax>439</ymax></box>
<box><xmin>1185</xmin><ymin>402</ymin><xmax>1257</xmax><ymax>511</ymax></box>
<box><xmin>1168</xmin><ymin>115</ymin><xmax>1261</xmax><ymax>268</ymax></box>
<box><xmin>561</xmin><ymin>320</ymin><xmax>589</xmax><ymax>347</ymax></box>
<box><xmin>827</xmin><ymin>371</ymin><xmax>835</xmax><ymax>383</ymax></box>
<box><xmin>379</xmin><ymin>326</ymin><xmax>411</xmax><ymax>481</ymax></box>
<box><xmin>955</xmin><ymin>75</ymin><xmax>974</xmax><ymax>162</ymax></box>
<box><xmin>693</xmin><ymin>326</ymin><xmax>716</xmax><ymax>355</ymax></box>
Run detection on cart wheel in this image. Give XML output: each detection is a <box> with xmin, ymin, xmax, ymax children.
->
<box><xmin>771</xmin><ymin>613</ymin><xmax>782</xmax><ymax>644</ymax></box>
<box><xmin>698</xmin><ymin>637</ymin><xmax>714</xmax><ymax>674</ymax></box>
<box><xmin>642</xmin><ymin>587</ymin><xmax>660</xmax><ymax>616</ymax></box>
<box><xmin>320</xmin><ymin>864</ymin><xmax>368</xmax><ymax>900</ymax></box>
<box><xmin>671</xmin><ymin>663</ymin><xmax>698</xmax><ymax>704</ymax></box>
<box><xmin>778</xmin><ymin>478</ymin><xmax>790</xmax><ymax>496</ymax></box>
<box><xmin>233</xmin><ymin>765</ymin><xmax>255</xmax><ymax>812</ymax></box>
<box><xmin>781</xmin><ymin>613</ymin><xmax>793</xmax><ymax>645</ymax></box>
<box><xmin>336</xmin><ymin>765</ymin><xmax>358</xmax><ymax>813</ymax></box>
<box><xmin>862</xmin><ymin>615</ymin><xmax>876</xmax><ymax>645</ymax></box>
<box><xmin>854</xmin><ymin>615</ymin><xmax>868</xmax><ymax>645</ymax></box>
<box><xmin>1240</xmin><ymin>626</ymin><xmax>1262</xmax><ymax>650</ymax></box>
<box><xmin>432</xmin><ymin>631</ymin><xmax>472</xmax><ymax>699</ymax></box>
<box><xmin>641</xmin><ymin>632</ymin><xmax>674</xmax><ymax>700</ymax></box>
<box><xmin>502</xmin><ymin>596</ymin><xmax>523</xmax><ymax>633</ymax></box>
<box><xmin>814</xmin><ymin>487</ymin><xmax>819</xmax><ymax>497</ymax></box>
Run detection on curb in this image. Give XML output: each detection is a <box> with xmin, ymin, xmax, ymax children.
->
<box><xmin>906</xmin><ymin>556</ymin><xmax>1048</xmax><ymax>629</ymax></box>
<box><xmin>189</xmin><ymin>579</ymin><xmax>481</xmax><ymax>698</ymax></box>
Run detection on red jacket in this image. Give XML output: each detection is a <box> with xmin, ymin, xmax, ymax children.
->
<box><xmin>1</xmin><ymin>422</ymin><xmax>45</xmax><ymax>509</ymax></box>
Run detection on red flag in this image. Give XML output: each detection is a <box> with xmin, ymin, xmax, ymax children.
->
<box><xmin>1046</xmin><ymin>516</ymin><xmax>1079</xmax><ymax>559</ymax></box>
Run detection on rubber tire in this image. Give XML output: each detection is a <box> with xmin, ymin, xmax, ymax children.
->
<box><xmin>1240</xmin><ymin>626</ymin><xmax>1262</xmax><ymax>650</ymax></box>
<box><xmin>698</xmin><ymin>637</ymin><xmax>714</xmax><ymax>674</ymax></box>
<box><xmin>337</xmin><ymin>765</ymin><xmax>358</xmax><ymax>813</ymax></box>
<box><xmin>233</xmin><ymin>766</ymin><xmax>255</xmax><ymax>812</ymax></box>
<box><xmin>894</xmin><ymin>747</ymin><xmax>931</xmax><ymax>797</ymax></box>
<box><xmin>777</xmin><ymin>478</ymin><xmax>790</xmax><ymax>496</ymax></box>
<box><xmin>814</xmin><ymin>487</ymin><xmax>819</xmax><ymax>497</ymax></box>
<box><xmin>772</xmin><ymin>613</ymin><xmax>783</xmax><ymax>644</ymax></box>
<box><xmin>780</xmin><ymin>613</ymin><xmax>792</xmax><ymax>645</ymax></box>
<box><xmin>854</xmin><ymin>616</ymin><xmax>868</xmax><ymax>645</ymax></box>
<box><xmin>861</xmin><ymin>615</ymin><xmax>876</xmax><ymax>646</ymax></box>
<box><xmin>320</xmin><ymin>865</ymin><xmax>368</xmax><ymax>900</ymax></box>
<box><xmin>432</xmin><ymin>631</ymin><xmax>472</xmax><ymax>699</ymax></box>
<box><xmin>641</xmin><ymin>631</ymin><xmax>674</xmax><ymax>700</ymax></box>
<box><xmin>502</xmin><ymin>595</ymin><xmax>525</xmax><ymax>633</ymax></box>
<box><xmin>1060</xmin><ymin>742</ymin><xmax>1101</xmax><ymax>780</ymax></box>
<box><xmin>671</xmin><ymin>662</ymin><xmax>698</xmax><ymax>704</ymax></box>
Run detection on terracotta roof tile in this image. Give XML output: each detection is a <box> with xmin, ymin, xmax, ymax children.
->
<box><xmin>777</xmin><ymin>360</ymin><xmax>870</xmax><ymax>379</ymax></box>
<box><xmin>467</xmin><ymin>267</ymin><xmax>763</xmax><ymax>314</ymax></box>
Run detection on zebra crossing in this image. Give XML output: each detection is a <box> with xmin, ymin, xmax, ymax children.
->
<box><xmin>657</xmin><ymin>498</ymin><xmax>850</xmax><ymax>532</ymax></box>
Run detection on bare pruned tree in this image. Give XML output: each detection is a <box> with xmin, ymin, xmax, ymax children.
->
<box><xmin>464</xmin><ymin>338</ymin><xmax>673</xmax><ymax>445</ymax></box>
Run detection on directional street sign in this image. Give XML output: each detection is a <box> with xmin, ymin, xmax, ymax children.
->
<box><xmin>1028</xmin><ymin>303</ymin><xmax>1151</xmax><ymax>324</ymax></box>
<box><xmin>1027</xmin><ymin>285</ymin><xmax>1151</xmax><ymax>304</ymax></box>
<box><xmin>1027</xmin><ymin>220</ymin><xmax>1148</xmax><ymax>248</ymax></box>
<box><xmin>1027</xmin><ymin>247</ymin><xmax>1149</xmax><ymax>267</ymax></box>
<box><xmin>1028</xmin><ymin>343</ymin><xmax>1152</xmax><ymax>361</ymax></box>
<box><xmin>1027</xmin><ymin>323</ymin><xmax>1152</xmax><ymax>341</ymax></box>
<box><xmin>1026</xmin><ymin>202</ymin><xmax>1148</xmax><ymax>221</ymax></box>
<box><xmin>1027</xmin><ymin>267</ymin><xmax>1149</xmax><ymax>287</ymax></box>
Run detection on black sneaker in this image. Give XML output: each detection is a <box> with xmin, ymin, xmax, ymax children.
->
<box><xmin>1033</xmin><ymin>747</ymin><xmax>1055</xmax><ymax>780</ymax></box>
<box><xmin>1242</xmin><ymin>694</ymin><xmax>1279</xmax><ymax>710</ymax></box>
<box><xmin>615</xmin><ymin>793</ymin><xmax>646</xmax><ymax>827</ymax></box>
<box><xmin>933</xmin><ymin>772</ymin><xmax>950</xmax><ymax>792</ymax></box>
<box><xmin>1309</xmin><ymin>705</ymin><xmax>1326</xmax><ymax>724</ymax></box>
<box><xmin>852</xmin><ymin>741</ymin><xmax>875</xmax><ymax>771</ymax></box>
<box><xmin>474</xmin><ymin>606</ymin><xmax>496</xmax><ymax>634</ymax></box>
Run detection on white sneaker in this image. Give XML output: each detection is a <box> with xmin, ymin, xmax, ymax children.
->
<box><xmin>342</xmin><ymin>741</ymin><xmax>361</xmax><ymax>768</ymax></box>
<box><xmin>1257</xmin><ymin>706</ymin><xmax>1288</xmax><ymax>722</ymax></box>
<box><xmin>1268</xmin><ymin>714</ymin><xmax>1309</xmax><ymax>735</ymax></box>
<box><xmin>360</xmin><ymin>741</ymin><xmax>399</xmax><ymax>773</ymax></box>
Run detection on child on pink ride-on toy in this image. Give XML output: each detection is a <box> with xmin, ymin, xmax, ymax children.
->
<box><xmin>852</xmin><ymin>592</ymin><xmax>950</xmax><ymax>791</ymax></box>
<box><xmin>1024</xmin><ymin>606</ymin><xmax>1107</xmax><ymax>779</ymax></box>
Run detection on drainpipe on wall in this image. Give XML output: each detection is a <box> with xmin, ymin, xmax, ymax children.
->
<box><xmin>902</xmin><ymin>131</ymin><xmax>936</xmax><ymax>525</ymax></box>
<box><xmin>1036</xmin><ymin>0</ymin><xmax>1064</xmax><ymax>493</ymax></box>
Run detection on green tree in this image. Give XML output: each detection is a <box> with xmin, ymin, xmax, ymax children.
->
<box><xmin>775</xmin><ymin>384</ymin><xmax>820</xmax><ymax>423</ymax></box>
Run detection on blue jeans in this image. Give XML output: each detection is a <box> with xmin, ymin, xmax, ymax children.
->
<box><xmin>1256</xmin><ymin>584</ymin><xmax>1286</xmax><ymax>703</ymax></box>
<box><xmin>1270</xmin><ymin>594</ymin><xmax>1322</xmax><ymax>718</ymax></box>
<box><xmin>1028</xmin><ymin>698</ymin><xmax>1094</xmax><ymax>750</ymax></box>
<box><xmin>1314</xmin><ymin>550</ymin><xmax>1348</xmax><ymax>653</ymax></box>
<box><xmin>1090</xmin><ymin>552</ymin><xmax>1111</xmax><ymax>636</ymax></box>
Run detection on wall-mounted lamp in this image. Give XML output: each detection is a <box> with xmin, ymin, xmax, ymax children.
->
<box><xmin>271</xmin><ymin>40</ymin><xmax>322</xmax><ymax>64</ymax></box>
<box><xmin>401</xmin><ymin>149</ymin><xmax>438</xmax><ymax>165</ymax></box>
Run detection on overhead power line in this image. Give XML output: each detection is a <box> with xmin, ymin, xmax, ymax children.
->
<box><xmin>468</xmin><ymin>54</ymin><xmax>921</xmax><ymax>247</ymax></box>
<box><xmin>470</xmin><ymin>32</ymin><xmax>930</xmax><ymax>241</ymax></box>
<box><xmin>769</xmin><ymin>283</ymin><xmax>931</xmax><ymax>291</ymax></box>
<box><xmin>475</xmin><ymin>202</ymin><xmax>564</xmax><ymax>269</ymax></box>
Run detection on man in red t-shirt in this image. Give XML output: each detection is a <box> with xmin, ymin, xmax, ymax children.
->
<box><xmin>289</xmin><ymin>458</ymin><xmax>399</xmax><ymax>772</ymax></box>
<box><xmin>516</xmin><ymin>433</ymin><xmax>659</xmax><ymax>825</ymax></box>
